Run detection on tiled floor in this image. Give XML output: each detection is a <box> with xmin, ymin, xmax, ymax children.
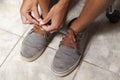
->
<box><xmin>0</xmin><ymin>0</ymin><xmax>120</xmax><ymax>80</ymax></box>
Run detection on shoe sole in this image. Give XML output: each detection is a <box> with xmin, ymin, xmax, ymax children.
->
<box><xmin>20</xmin><ymin>46</ymin><xmax>46</xmax><ymax>62</ymax></box>
<box><xmin>51</xmin><ymin>27</ymin><xmax>93</xmax><ymax>77</ymax></box>
<box><xmin>51</xmin><ymin>54</ymin><xmax>82</xmax><ymax>77</ymax></box>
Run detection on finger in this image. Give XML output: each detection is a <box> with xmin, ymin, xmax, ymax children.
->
<box><xmin>52</xmin><ymin>17</ymin><xmax>63</xmax><ymax>30</ymax></box>
<box><xmin>22</xmin><ymin>19</ymin><xmax>32</xmax><ymax>24</ymax></box>
<box><xmin>32</xmin><ymin>6</ymin><xmax>40</xmax><ymax>21</ymax></box>
<box><xmin>42</xmin><ymin>25</ymin><xmax>57</xmax><ymax>32</ymax></box>
<box><xmin>38</xmin><ymin>18</ymin><xmax>43</xmax><ymax>24</ymax></box>
<box><xmin>21</xmin><ymin>15</ymin><xmax>32</xmax><ymax>24</ymax></box>
<box><xmin>40</xmin><ymin>13</ymin><xmax>51</xmax><ymax>25</ymax></box>
<box><xmin>25</xmin><ymin>13</ymin><xmax>39</xmax><ymax>25</ymax></box>
<box><xmin>50</xmin><ymin>30</ymin><xmax>58</xmax><ymax>33</ymax></box>
<box><xmin>42</xmin><ymin>18</ymin><xmax>58</xmax><ymax>32</ymax></box>
<box><xmin>21</xmin><ymin>15</ymin><xmax>27</xmax><ymax>24</ymax></box>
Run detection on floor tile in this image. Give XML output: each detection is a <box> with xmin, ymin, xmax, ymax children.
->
<box><xmin>0</xmin><ymin>3</ymin><xmax>31</xmax><ymax>36</ymax></box>
<box><xmin>0</xmin><ymin>38</ymin><xmax>76</xmax><ymax>80</ymax></box>
<box><xmin>56</xmin><ymin>68</ymin><xmax>78</xmax><ymax>80</ymax></box>
<box><xmin>84</xmin><ymin>20</ymin><xmax>120</xmax><ymax>75</ymax></box>
<box><xmin>48</xmin><ymin>34</ymin><xmax>63</xmax><ymax>50</ymax></box>
<box><xmin>2</xmin><ymin>0</ymin><xmax>22</xmax><ymax>6</ymax></box>
<box><xmin>74</xmin><ymin>62</ymin><xmax>120</xmax><ymax>80</ymax></box>
<box><xmin>0</xmin><ymin>39</ymin><xmax>56</xmax><ymax>80</ymax></box>
<box><xmin>0</xmin><ymin>29</ymin><xmax>19</xmax><ymax>66</ymax></box>
<box><xmin>1</xmin><ymin>1</ymin><xmax>120</xmax><ymax>80</ymax></box>
<box><xmin>67</xmin><ymin>1</ymin><xmax>83</xmax><ymax>22</ymax></box>
<box><xmin>23</xmin><ymin>25</ymin><xmax>33</xmax><ymax>38</ymax></box>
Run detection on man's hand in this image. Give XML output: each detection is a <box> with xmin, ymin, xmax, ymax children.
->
<box><xmin>20</xmin><ymin>0</ymin><xmax>40</xmax><ymax>25</ymax></box>
<box><xmin>40</xmin><ymin>1</ymin><xmax>70</xmax><ymax>32</ymax></box>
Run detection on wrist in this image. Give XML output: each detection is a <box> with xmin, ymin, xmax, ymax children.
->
<box><xmin>58</xmin><ymin>0</ymin><xmax>71</xmax><ymax>8</ymax></box>
<box><xmin>59</xmin><ymin>0</ymin><xmax>71</xmax><ymax>4</ymax></box>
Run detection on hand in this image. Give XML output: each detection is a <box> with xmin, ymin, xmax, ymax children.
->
<box><xmin>40</xmin><ymin>2</ymin><xmax>69</xmax><ymax>32</ymax></box>
<box><xmin>20</xmin><ymin>0</ymin><xmax>40</xmax><ymax>25</ymax></box>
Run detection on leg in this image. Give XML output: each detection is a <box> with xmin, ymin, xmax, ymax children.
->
<box><xmin>70</xmin><ymin>0</ymin><xmax>115</xmax><ymax>33</ymax></box>
<box><xmin>51</xmin><ymin>0</ymin><xmax>115</xmax><ymax>77</ymax></box>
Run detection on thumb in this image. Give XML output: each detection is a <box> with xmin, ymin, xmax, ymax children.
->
<box><xmin>32</xmin><ymin>7</ymin><xmax>40</xmax><ymax>21</ymax></box>
<box><xmin>40</xmin><ymin>13</ymin><xmax>51</xmax><ymax>25</ymax></box>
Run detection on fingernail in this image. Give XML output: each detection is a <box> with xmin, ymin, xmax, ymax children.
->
<box><xmin>40</xmin><ymin>20</ymin><xmax>44</xmax><ymax>25</ymax></box>
<box><xmin>38</xmin><ymin>18</ymin><xmax>42</xmax><ymax>22</ymax></box>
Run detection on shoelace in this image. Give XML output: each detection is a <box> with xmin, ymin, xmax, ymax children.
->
<box><xmin>60</xmin><ymin>28</ymin><xmax>80</xmax><ymax>49</ymax></box>
<box><xmin>32</xmin><ymin>26</ymin><xmax>49</xmax><ymax>38</ymax></box>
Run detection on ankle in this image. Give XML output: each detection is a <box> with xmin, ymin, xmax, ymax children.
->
<box><xmin>69</xmin><ymin>28</ymin><xmax>79</xmax><ymax>36</ymax></box>
<box><xmin>70</xmin><ymin>20</ymin><xmax>85</xmax><ymax>33</ymax></box>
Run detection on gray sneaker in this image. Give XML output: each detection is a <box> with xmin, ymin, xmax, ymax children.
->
<box><xmin>21</xmin><ymin>26</ymin><xmax>56</xmax><ymax>62</ymax></box>
<box><xmin>51</xmin><ymin>19</ymin><xmax>91</xmax><ymax>77</ymax></box>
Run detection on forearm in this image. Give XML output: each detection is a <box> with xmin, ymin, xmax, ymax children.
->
<box><xmin>55</xmin><ymin>0</ymin><xmax>71</xmax><ymax>16</ymax></box>
<box><xmin>71</xmin><ymin>0</ymin><xmax>115</xmax><ymax>32</ymax></box>
<box><xmin>57</xmin><ymin>0</ymin><xmax>71</xmax><ymax>8</ymax></box>
<box><xmin>37</xmin><ymin>0</ymin><xmax>51</xmax><ymax>18</ymax></box>
<box><xmin>58</xmin><ymin>0</ymin><xmax>71</xmax><ymax>5</ymax></box>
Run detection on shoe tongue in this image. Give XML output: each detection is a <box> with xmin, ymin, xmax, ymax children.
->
<box><xmin>32</xmin><ymin>26</ymin><xmax>46</xmax><ymax>35</ymax></box>
<box><xmin>61</xmin><ymin>29</ymin><xmax>78</xmax><ymax>49</ymax></box>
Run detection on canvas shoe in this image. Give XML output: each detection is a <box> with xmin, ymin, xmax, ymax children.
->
<box><xmin>21</xmin><ymin>26</ymin><xmax>56</xmax><ymax>62</ymax></box>
<box><xmin>51</xmin><ymin>19</ymin><xmax>91</xmax><ymax>76</ymax></box>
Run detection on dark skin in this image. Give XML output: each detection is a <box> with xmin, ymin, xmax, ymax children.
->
<box><xmin>39</xmin><ymin>0</ymin><xmax>70</xmax><ymax>33</ymax></box>
<box><xmin>20</xmin><ymin>0</ymin><xmax>115</xmax><ymax>33</ymax></box>
<box><xmin>70</xmin><ymin>0</ymin><xmax>115</xmax><ymax>33</ymax></box>
<box><xmin>20</xmin><ymin>0</ymin><xmax>70</xmax><ymax>33</ymax></box>
<box><xmin>20</xmin><ymin>0</ymin><xmax>40</xmax><ymax>25</ymax></box>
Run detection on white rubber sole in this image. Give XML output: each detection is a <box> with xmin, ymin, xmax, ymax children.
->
<box><xmin>20</xmin><ymin>47</ymin><xmax>46</xmax><ymax>62</ymax></box>
<box><xmin>51</xmin><ymin>55</ymin><xmax>82</xmax><ymax>77</ymax></box>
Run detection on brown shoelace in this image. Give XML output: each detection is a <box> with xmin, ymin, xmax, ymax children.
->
<box><xmin>32</xmin><ymin>26</ymin><xmax>46</xmax><ymax>35</ymax></box>
<box><xmin>60</xmin><ymin>28</ymin><xmax>79</xmax><ymax>49</ymax></box>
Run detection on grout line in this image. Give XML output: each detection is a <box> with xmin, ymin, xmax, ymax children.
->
<box><xmin>83</xmin><ymin>60</ymin><xmax>120</xmax><ymax>76</ymax></box>
<box><xmin>0</xmin><ymin>37</ymin><xmax>22</xmax><ymax>68</ymax></box>
<box><xmin>72</xmin><ymin>60</ymin><xmax>120</xmax><ymax>80</ymax></box>
<box><xmin>19</xmin><ymin>27</ymin><xmax>31</xmax><ymax>38</ymax></box>
<box><xmin>0</xmin><ymin>23</ymin><xmax>32</xmax><ymax>38</ymax></box>
<box><xmin>48</xmin><ymin>46</ymin><xmax>57</xmax><ymax>51</ymax></box>
<box><xmin>0</xmin><ymin>28</ymin><xmax>21</xmax><ymax>37</ymax></box>
<box><xmin>72</xmin><ymin>66</ymin><xmax>81</xmax><ymax>80</ymax></box>
<box><xmin>0</xmin><ymin>21</ymin><xmax>31</xmax><ymax>67</ymax></box>
<box><xmin>0</xmin><ymin>26</ymin><xmax>31</xmax><ymax>68</ymax></box>
<box><xmin>72</xmin><ymin>59</ymin><xmax>85</xmax><ymax>80</ymax></box>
